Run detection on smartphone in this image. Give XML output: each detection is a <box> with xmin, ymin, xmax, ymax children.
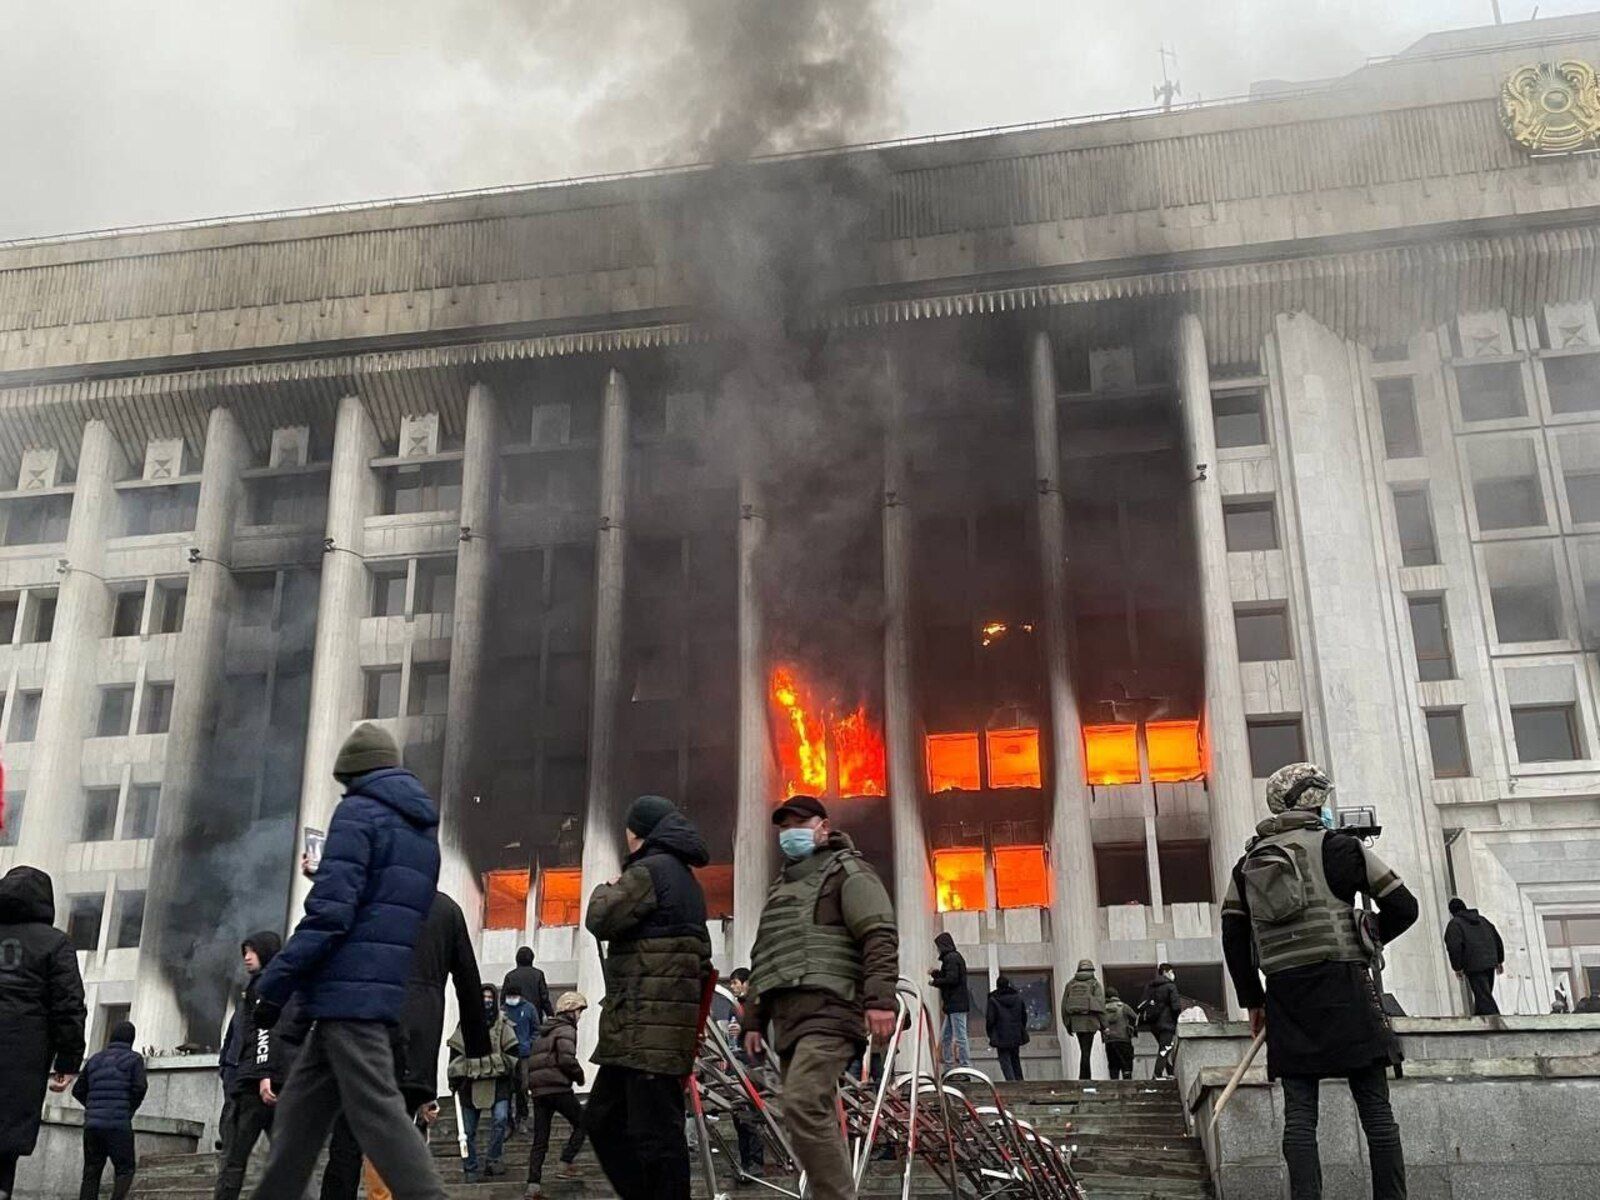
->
<box><xmin>303</xmin><ymin>826</ymin><xmax>327</xmax><ymax>875</ymax></box>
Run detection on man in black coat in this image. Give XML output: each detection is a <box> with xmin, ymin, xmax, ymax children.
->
<box><xmin>0</xmin><ymin>865</ymin><xmax>87</xmax><ymax>1200</ymax></box>
<box><xmin>1137</xmin><ymin>964</ymin><xmax>1182</xmax><ymax>1079</ymax></box>
<box><xmin>1444</xmin><ymin>898</ymin><xmax>1504</xmax><ymax>1016</ymax></box>
<box><xmin>215</xmin><ymin>932</ymin><xmax>302</xmax><ymax>1200</ymax></box>
<box><xmin>928</xmin><ymin>932</ymin><xmax>970</xmax><ymax>1067</ymax></box>
<box><xmin>984</xmin><ymin>976</ymin><xmax>1029</xmax><ymax>1081</ymax></box>
<box><xmin>1222</xmin><ymin>763</ymin><xmax>1418</xmax><ymax>1200</ymax></box>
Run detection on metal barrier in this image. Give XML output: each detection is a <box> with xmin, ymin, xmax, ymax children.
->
<box><xmin>691</xmin><ymin>980</ymin><xmax>1085</xmax><ymax>1200</ymax></box>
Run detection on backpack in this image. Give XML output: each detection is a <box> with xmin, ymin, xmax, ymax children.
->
<box><xmin>1063</xmin><ymin>976</ymin><xmax>1096</xmax><ymax>1014</ymax></box>
<box><xmin>1238</xmin><ymin>840</ymin><xmax>1310</xmax><ymax>926</ymax></box>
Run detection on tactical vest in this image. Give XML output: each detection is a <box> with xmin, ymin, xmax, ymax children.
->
<box><xmin>1242</xmin><ymin>820</ymin><xmax>1365</xmax><ymax>975</ymax></box>
<box><xmin>748</xmin><ymin>850</ymin><xmax>868</xmax><ymax>1003</ymax></box>
<box><xmin>1103</xmin><ymin>1001</ymin><xmax>1134</xmax><ymax>1043</ymax></box>
<box><xmin>1063</xmin><ymin>977</ymin><xmax>1097</xmax><ymax>1014</ymax></box>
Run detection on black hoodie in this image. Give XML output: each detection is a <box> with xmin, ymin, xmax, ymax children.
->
<box><xmin>930</xmin><ymin>931</ymin><xmax>969</xmax><ymax>1014</ymax></box>
<box><xmin>1445</xmin><ymin>907</ymin><xmax>1504</xmax><ymax>973</ymax></box>
<box><xmin>228</xmin><ymin>930</ymin><xmax>303</xmax><ymax>1092</ymax></box>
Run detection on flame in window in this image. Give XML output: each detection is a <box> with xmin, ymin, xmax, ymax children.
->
<box><xmin>934</xmin><ymin>847</ymin><xmax>986</xmax><ymax>913</ymax></box>
<box><xmin>993</xmin><ymin>845</ymin><xmax>1050</xmax><ymax>909</ymax></box>
<box><xmin>1083</xmin><ymin>723</ymin><xmax>1140</xmax><ymax>785</ymax></box>
<box><xmin>537</xmin><ymin>866</ymin><xmax>582</xmax><ymax>928</ymax></box>
<box><xmin>484</xmin><ymin>869</ymin><xmax>531</xmax><ymax>930</ymax></box>
<box><xmin>1147</xmin><ymin>719</ymin><xmax>1203</xmax><ymax>783</ymax></box>
<box><xmin>980</xmin><ymin>619</ymin><xmax>1035</xmax><ymax>647</ymax></box>
<box><xmin>769</xmin><ymin>664</ymin><xmax>886</xmax><ymax>798</ymax></box>
<box><xmin>926</xmin><ymin>732</ymin><xmax>981</xmax><ymax>792</ymax></box>
<box><xmin>771</xmin><ymin>666</ymin><xmax>828</xmax><ymax>795</ymax></box>
<box><xmin>986</xmin><ymin>728</ymin><xmax>1042</xmax><ymax>789</ymax></box>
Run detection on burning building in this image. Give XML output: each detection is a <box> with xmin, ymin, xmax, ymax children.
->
<box><xmin>4</xmin><ymin>14</ymin><xmax>1600</xmax><ymax>1077</ymax></box>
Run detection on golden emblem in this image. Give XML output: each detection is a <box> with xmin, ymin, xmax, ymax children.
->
<box><xmin>1501</xmin><ymin>61</ymin><xmax>1600</xmax><ymax>152</ymax></box>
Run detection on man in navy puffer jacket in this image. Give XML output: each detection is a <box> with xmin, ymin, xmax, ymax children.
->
<box><xmin>248</xmin><ymin>723</ymin><xmax>446</xmax><ymax>1200</ymax></box>
<box><xmin>72</xmin><ymin>1020</ymin><xmax>146</xmax><ymax>1200</ymax></box>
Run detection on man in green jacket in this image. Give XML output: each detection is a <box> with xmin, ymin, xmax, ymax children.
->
<box><xmin>1060</xmin><ymin>959</ymin><xmax>1106</xmax><ymax>1080</ymax></box>
<box><xmin>582</xmin><ymin>795</ymin><xmax>712</xmax><ymax>1200</ymax></box>
<box><xmin>744</xmin><ymin>795</ymin><xmax>899</xmax><ymax>1200</ymax></box>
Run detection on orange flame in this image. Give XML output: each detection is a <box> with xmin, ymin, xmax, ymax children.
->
<box><xmin>769</xmin><ymin>664</ymin><xmax>887</xmax><ymax>799</ymax></box>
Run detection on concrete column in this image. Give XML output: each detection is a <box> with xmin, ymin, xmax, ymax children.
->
<box><xmin>18</xmin><ymin>421</ymin><xmax>124</xmax><ymax>865</ymax></box>
<box><xmin>576</xmin><ymin>368</ymin><xmax>630</xmax><ymax>1069</ymax></box>
<box><xmin>1029</xmin><ymin>331</ymin><xmax>1101</xmax><ymax>1075</ymax></box>
<box><xmin>134</xmin><ymin>406</ymin><xmax>248</xmax><ymax>1050</ymax></box>
<box><xmin>731</xmin><ymin>472</ymin><xmax>771</xmax><ymax>969</ymax></box>
<box><xmin>439</xmin><ymin>382</ymin><xmax>499</xmax><ymax>916</ymax></box>
<box><xmin>1270</xmin><ymin>312</ymin><xmax>1453</xmax><ymax>1016</ymax></box>
<box><xmin>1175</xmin><ymin>313</ymin><xmax>1258</xmax><ymax>977</ymax></box>
<box><xmin>291</xmin><ymin>395</ymin><xmax>382</xmax><ymax>920</ymax></box>
<box><xmin>883</xmin><ymin>359</ymin><xmax>933</xmax><ymax>1004</ymax></box>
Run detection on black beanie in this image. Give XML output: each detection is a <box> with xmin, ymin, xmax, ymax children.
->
<box><xmin>334</xmin><ymin>722</ymin><xmax>401</xmax><ymax>779</ymax></box>
<box><xmin>1448</xmin><ymin>897</ymin><xmax>1467</xmax><ymax>915</ymax></box>
<box><xmin>625</xmin><ymin>794</ymin><xmax>676</xmax><ymax>838</ymax></box>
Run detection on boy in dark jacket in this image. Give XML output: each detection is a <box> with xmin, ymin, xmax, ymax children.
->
<box><xmin>502</xmin><ymin>983</ymin><xmax>538</xmax><ymax>1131</ymax></box>
<box><xmin>1137</xmin><ymin>965</ymin><xmax>1182</xmax><ymax>1079</ymax></box>
<box><xmin>523</xmin><ymin>992</ymin><xmax>589</xmax><ymax>1198</ymax></box>
<box><xmin>246</xmin><ymin>723</ymin><xmax>446</xmax><ymax>1200</ymax></box>
<box><xmin>929</xmin><ymin>932</ymin><xmax>970</xmax><ymax>1067</ymax></box>
<box><xmin>1102</xmin><ymin>988</ymin><xmax>1138</xmax><ymax>1080</ymax></box>
<box><xmin>583</xmin><ymin>795</ymin><xmax>713</xmax><ymax>1200</ymax></box>
<box><xmin>73</xmin><ymin>1020</ymin><xmax>147</xmax><ymax>1200</ymax></box>
<box><xmin>984</xmin><ymin>976</ymin><xmax>1030</xmax><ymax>1081</ymax></box>
<box><xmin>1444</xmin><ymin>898</ymin><xmax>1504</xmax><ymax>1016</ymax></box>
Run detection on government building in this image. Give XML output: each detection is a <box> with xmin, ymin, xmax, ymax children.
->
<box><xmin>3</xmin><ymin>13</ymin><xmax>1600</xmax><ymax>1078</ymax></box>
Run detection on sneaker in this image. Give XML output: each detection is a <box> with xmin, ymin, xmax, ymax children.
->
<box><xmin>524</xmin><ymin>1187</ymin><xmax>544</xmax><ymax>1199</ymax></box>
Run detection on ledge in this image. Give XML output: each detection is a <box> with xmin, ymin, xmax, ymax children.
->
<box><xmin>43</xmin><ymin>1106</ymin><xmax>204</xmax><ymax>1139</ymax></box>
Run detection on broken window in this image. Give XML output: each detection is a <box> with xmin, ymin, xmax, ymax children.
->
<box><xmin>1146</xmin><ymin>719</ymin><xmax>1203</xmax><ymax>782</ymax></box>
<box><xmin>1407</xmin><ymin>596</ymin><xmax>1455</xmax><ymax>681</ymax></box>
<box><xmin>1083</xmin><ymin>724</ymin><xmax>1139</xmax><ymax>785</ymax></box>
<box><xmin>1213</xmin><ymin>390</ymin><xmax>1267</xmax><ymax>448</ymax></box>
<box><xmin>985</xmin><ymin>728</ymin><xmax>1042</xmax><ymax>789</ymax></box>
<box><xmin>1457</xmin><ymin>361</ymin><xmax>1526</xmax><ymax>421</ymax></box>
<box><xmin>993</xmin><ymin>845</ymin><xmax>1049</xmax><ymax>909</ymax></box>
<box><xmin>933</xmin><ymin>847</ymin><xmax>986</xmax><ymax>913</ymax></box>
<box><xmin>67</xmin><ymin>894</ymin><xmax>104</xmax><ymax>952</ymax></box>
<box><xmin>1511</xmin><ymin>703</ymin><xmax>1582</xmax><ymax>762</ymax></box>
<box><xmin>538</xmin><ymin>866</ymin><xmax>583</xmax><ymax>927</ymax></box>
<box><xmin>1392</xmin><ymin>488</ymin><xmax>1439</xmax><ymax>567</ymax></box>
<box><xmin>1094</xmin><ymin>843</ymin><xmax>1151</xmax><ymax>906</ymax></box>
<box><xmin>1425</xmin><ymin>709</ymin><xmax>1470</xmax><ymax>778</ymax></box>
<box><xmin>1246</xmin><ymin>717</ymin><xmax>1305</xmax><ymax>777</ymax></box>
<box><xmin>1222</xmin><ymin>501</ymin><xmax>1278</xmax><ymax>552</ymax></box>
<box><xmin>483</xmin><ymin>869</ymin><xmax>530</xmax><ymax>930</ymax></box>
<box><xmin>926</xmin><ymin>733</ymin><xmax>981</xmax><ymax>792</ymax></box>
<box><xmin>1158</xmin><ymin>840</ymin><xmax>1215</xmax><ymax>904</ymax></box>
<box><xmin>1376</xmin><ymin>377</ymin><xmax>1422</xmax><ymax>458</ymax></box>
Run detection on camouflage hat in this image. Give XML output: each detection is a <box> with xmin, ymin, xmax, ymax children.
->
<box><xmin>555</xmin><ymin>991</ymin><xmax>588</xmax><ymax>1014</ymax></box>
<box><xmin>1264</xmin><ymin>762</ymin><xmax>1333</xmax><ymax>814</ymax></box>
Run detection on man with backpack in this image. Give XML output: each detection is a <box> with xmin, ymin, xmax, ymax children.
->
<box><xmin>1136</xmin><ymin>965</ymin><xmax>1181</xmax><ymax>1079</ymax></box>
<box><xmin>1059</xmin><ymin>960</ymin><xmax>1105</xmax><ymax>1080</ymax></box>
<box><xmin>1101</xmin><ymin>988</ymin><xmax>1138</xmax><ymax>1080</ymax></box>
<box><xmin>1443</xmin><ymin>898</ymin><xmax>1505</xmax><ymax>1016</ymax></box>
<box><xmin>72</xmin><ymin>1020</ymin><xmax>147</xmax><ymax>1200</ymax></box>
<box><xmin>1221</xmin><ymin>762</ymin><xmax>1418</xmax><ymax>1200</ymax></box>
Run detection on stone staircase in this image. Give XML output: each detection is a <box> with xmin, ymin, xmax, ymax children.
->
<box><xmin>130</xmin><ymin>1079</ymin><xmax>1208</xmax><ymax>1199</ymax></box>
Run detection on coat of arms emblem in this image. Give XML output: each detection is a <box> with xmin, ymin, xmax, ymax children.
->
<box><xmin>1501</xmin><ymin>60</ymin><xmax>1600</xmax><ymax>153</ymax></box>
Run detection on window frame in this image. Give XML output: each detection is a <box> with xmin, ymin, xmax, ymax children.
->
<box><xmin>1424</xmin><ymin>708</ymin><xmax>1471</xmax><ymax>778</ymax></box>
<box><xmin>1234</xmin><ymin>603</ymin><xmax>1293</xmax><ymax>662</ymax></box>
<box><xmin>1407</xmin><ymin>595</ymin><xmax>1456</xmax><ymax>682</ymax></box>
<box><xmin>1510</xmin><ymin>703</ymin><xmax>1583</xmax><ymax>763</ymax></box>
<box><xmin>1222</xmin><ymin>500</ymin><xmax>1280</xmax><ymax>553</ymax></box>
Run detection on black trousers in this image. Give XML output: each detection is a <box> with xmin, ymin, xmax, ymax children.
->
<box><xmin>80</xmin><ymin>1127</ymin><xmax>137</xmax><ymax>1200</ymax></box>
<box><xmin>995</xmin><ymin>1048</ymin><xmax>1023</xmax><ymax>1081</ymax></box>
<box><xmin>527</xmin><ymin>1092</ymin><xmax>586</xmax><ymax>1183</ymax></box>
<box><xmin>1281</xmin><ymin>1067</ymin><xmax>1406</xmax><ymax>1200</ymax></box>
<box><xmin>214</xmin><ymin>1090</ymin><xmax>274</xmax><ymax>1200</ymax></box>
<box><xmin>1150</xmin><ymin>1027</ymin><xmax>1177</xmax><ymax>1078</ymax></box>
<box><xmin>1106</xmin><ymin>1041</ymin><xmax>1135</xmax><ymax>1080</ymax></box>
<box><xmin>0</xmin><ymin>1150</ymin><xmax>17</xmax><ymax>1196</ymax></box>
<box><xmin>584</xmin><ymin>1064</ymin><xmax>690</xmax><ymax>1200</ymax></box>
<box><xmin>1465</xmin><ymin>971</ymin><xmax>1500</xmax><ymax>1016</ymax></box>
<box><xmin>733</xmin><ymin>1106</ymin><xmax>765</xmax><ymax>1170</ymax></box>
<box><xmin>1074</xmin><ymin>1032</ymin><xmax>1096</xmax><ymax>1080</ymax></box>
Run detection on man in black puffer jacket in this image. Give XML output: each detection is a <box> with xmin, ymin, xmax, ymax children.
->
<box><xmin>72</xmin><ymin>1020</ymin><xmax>146</xmax><ymax>1200</ymax></box>
<box><xmin>929</xmin><ymin>932</ymin><xmax>971</xmax><ymax>1067</ymax></box>
<box><xmin>1444</xmin><ymin>898</ymin><xmax>1505</xmax><ymax>1016</ymax></box>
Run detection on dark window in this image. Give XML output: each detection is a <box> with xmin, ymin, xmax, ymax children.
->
<box><xmin>1491</xmin><ymin>582</ymin><xmax>1563</xmax><ymax>643</ymax></box>
<box><xmin>1408</xmin><ymin>597</ymin><xmax>1455</xmax><ymax>681</ymax></box>
<box><xmin>550</xmin><ymin>544</ymin><xmax>594</xmax><ymax>606</ymax></box>
<box><xmin>155</xmin><ymin>581</ymin><xmax>186</xmax><ymax>634</ymax></box>
<box><xmin>139</xmin><ymin>683</ymin><xmax>174</xmax><ymax>734</ymax></box>
<box><xmin>1223</xmin><ymin>501</ymin><xmax>1279</xmax><ymax>552</ymax></box>
<box><xmin>235</xmin><ymin>573</ymin><xmax>276</xmax><ymax>627</ymax></box>
<box><xmin>246</xmin><ymin>474</ymin><xmax>325</xmax><ymax>527</ymax></box>
<box><xmin>408</xmin><ymin>663</ymin><xmax>450</xmax><ymax>717</ymax></box>
<box><xmin>28</xmin><ymin>595</ymin><xmax>57</xmax><ymax>643</ymax></box>
<box><xmin>1235</xmin><ymin>605</ymin><xmax>1293</xmax><ymax>661</ymax></box>
<box><xmin>123</xmin><ymin>484</ymin><xmax>200</xmax><ymax>536</ymax></box>
<box><xmin>3</xmin><ymin>494</ymin><xmax>72</xmax><ymax>546</ymax></box>
<box><xmin>1392</xmin><ymin>489</ymin><xmax>1437</xmax><ymax>566</ymax></box>
<box><xmin>0</xmin><ymin>792</ymin><xmax>21</xmax><ymax>846</ymax></box>
<box><xmin>1511</xmin><ymin>703</ymin><xmax>1582</xmax><ymax>762</ymax></box>
<box><xmin>1457</xmin><ymin>361</ymin><xmax>1526</xmax><ymax>421</ymax></box>
<box><xmin>0</xmin><ymin>597</ymin><xmax>17</xmax><ymax>644</ymax></box>
<box><xmin>1543</xmin><ymin>354</ymin><xmax>1600</xmax><ymax>414</ymax></box>
<box><xmin>1006</xmin><ymin>970</ymin><xmax>1057</xmax><ymax>1034</ymax></box>
<box><xmin>1157</xmin><ymin>840</ymin><xmax>1216</xmax><ymax>904</ymax></box>
<box><xmin>1475</xmin><ymin>475</ymin><xmax>1545</xmax><ymax>530</ymax></box>
<box><xmin>370</xmin><ymin>567</ymin><xmax>408</xmax><ymax>617</ymax></box>
<box><xmin>11</xmin><ymin>691</ymin><xmax>41</xmax><ymax>742</ymax></box>
<box><xmin>1425</xmin><ymin>710</ymin><xmax>1470</xmax><ymax>778</ymax></box>
<box><xmin>1566</xmin><ymin>471</ymin><xmax>1600</xmax><ymax>524</ymax></box>
<box><xmin>96</xmin><ymin>1005</ymin><xmax>131</xmax><ymax>1052</ymax></box>
<box><xmin>95</xmin><ymin>686</ymin><xmax>135</xmax><ymax>737</ymax></box>
<box><xmin>1247</xmin><ymin>718</ymin><xmax>1306</xmax><ymax>777</ymax></box>
<box><xmin>111</xmin><ymin>891</ymin><xmax>145</xmax><ymax>950</ymax></box>
<box><xmin>80</xmin><ymin>788</ymin><xmax>119</xmax><ymax>842</ymax></box>
<box><xmin>122</xmin><ymin>785</ymin><xmax>159</xmax><ymax>840</ymax></box>
<box><xmin>111</xmin><ymin>590</ymin><xmax>145</xmax><ymax>638</ymax></box>
<box><xmin>381</xmin><ymin>461</ymin><xmax>463</xmax><ymax>515</ymax></box>
<box><xmin>1213</xmin><ymin>391</ymin><xmax>1267</xmax><ymax>448</ymax></box>
<box><xmin>1093</xmin><ymin>842</ymin><xmax>1151</xmax><ymax>906</ymax></box>
<box><xmin>415</xmin><ymin>559</ymin><xmax>456</xmax><ymax>616</ymax></box>
<box><xmin>364</xmin><ymin>669</ymin><xmax>402</xmax><ymax>719</ymax></box>
<box><xmin>1377</xmin><ymin>378</ymin><xmax>1422</xmax><ymax>457</ymax></box>
<box><xmin>67</xmin><ymin>894</ymin><xmax>104</xmax><ymax>952</ymax></box>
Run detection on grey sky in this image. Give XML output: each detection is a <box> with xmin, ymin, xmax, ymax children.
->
<box><xmin>0</xmin><ymin>0</ymin><xmax>1589</xmax><ymax>241</ymax></box>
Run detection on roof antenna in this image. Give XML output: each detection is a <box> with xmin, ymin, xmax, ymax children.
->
<box><xmin>1154</xmin><ymin>45</ymin><xmax>1182</xmax><ymax>112</ymax></box>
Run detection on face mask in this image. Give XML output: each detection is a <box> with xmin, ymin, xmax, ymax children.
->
<box><xmin>778</xmin><ymin>827</ymin><xmax>818</xmax><ymax>860</ymax></box>
<box><xmin>506</xmin><ymin>997</ymin><xmax>521</xmax><ymax>1007</ymax></box>
<box><xmin>1318</xmin><ymin>805</ymin><xmax>1335</xmax><ymax>830</ymax></box>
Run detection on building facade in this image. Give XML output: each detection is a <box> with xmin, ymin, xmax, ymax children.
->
<box><xmin>3</xmin><ymin>14</ymin><xmax>1600</xmax><ymax>1075</ymax></box>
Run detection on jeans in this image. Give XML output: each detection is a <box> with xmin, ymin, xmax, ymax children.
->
<box><xmin>1106</xmin><ymin>1041</ymin><xmax>1135</xmax><ymax>1080</ymax></box>
<box><xmin>996</xmin><ymin>1048</ymin><xmax>1023</xmax><ymax>1081</ymax></box>
<box><xmin>247</xmin><ymin>1020</ymin><xmax>445</xmax><ymax>1200</ymax></box>
<box><xmin>527</xmin><ymin>1092</ymin><xmax>586</xmax><ymax>1182</ymax></box>
<box><xmin>778</xmin><ymin>1033</ymin><xmax>858</xmax><ymax>1200</ymax></box>
<box><xmin>79</xmin><ymin>1127</ymin><xmax>137</xmax><ymax>1200</ymax></box>
<box><xmin>940</xmin><ymin>1013</ymin><xmax>971</xmax><ymax>1067</ymax></box>
<box><xmin>1075</xmin><ymin>1032</ymin><xmax>1096</xmax><ymax>1080</ymax></box>
<box><xmin>214</xmin><ymin>1091</ymin><xmax>274</xmax><ymax>1200</ymax></box>
<box><xmin>461</xmin><ymin>1098</ymin><xmax>510</xmax><ymax>1173</ymax></box>
<box><xmin>1281</xmin><ymin>1067</ymin><xmax>1406</xmax><ymax>1200</ymax></box>
<box><xmin>584</xmin><ymin>1064</ymin><xmax>691</xmax><ymax>1200</ymax></box>
<box><xmin>1465</xmin><ymin>971</ymin><xmax>1500</xmax><ymax>1016</ymax></box>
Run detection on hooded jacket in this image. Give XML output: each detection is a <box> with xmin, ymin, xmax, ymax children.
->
<box><xmin>503</xmin><ymin>947</ymin><xmax>552</xmax><ymax>1020</ymax></box>
<box><xmin>585</xmin><ymin>810</ymin><xmax>713</xmax><ymax>1076</ymax></box>
<box><xmin>72</xmin><ymin>1023</ymin><xmax>147</xmax><ymax>1129</ymax></box>
<box><xmin>1445</xmin><ymin>908</ymin><xmax>1504</xmax><ymax>974</ymax></box>
<box><xmin>447</xmin><ymin>984</ymin><xmax>522</xmax><ymax>1109</ymax></box>
<box><xmin>226</xmin><ymin>931</ymin><xmax>308</xmax><ymax>1092</ymax></box>
<box><xmin>929</xmin><ymin>932</ymin><xmax>969</xmax><ymax>1014</ymax></box>
<box><xmin>0</xmin><ymin>866</ymin><xmax>87</xmax><ymax>1155</ymax></box>
<box><xmin>1061</xmin><ymin>961</ymin><xmax>1106</xmax><ymax>1034</ymax></box>
<box><xmin>257</xmin><ymin>767</ymin><xmax>441</xmax><ymax>1022</ymax></box>
<box><xmin>1137</xmin><ymin>973</ymin><xmax>1182</xmax><ymax>1035</ymax></box>
<box><xmin>984</xmin><ymin>978</ymin><xmax>1030</xmax><ymax>1050</ymax></box>
<box><xmin>524</xmin><ymin>1011</ymin><xmax>584</xmax><ymax>1097</ymax></box>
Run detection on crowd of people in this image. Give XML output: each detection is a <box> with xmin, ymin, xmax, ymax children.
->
<box><xmin>0</xmin><ymin>732</ymin><xmax>1594</xmax><ymax>1200</ymax></box>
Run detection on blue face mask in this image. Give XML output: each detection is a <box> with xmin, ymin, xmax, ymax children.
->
<box><xmin>1318</xmin><ymin>805</ymin><xmax>1335</xmax><ymax>830</ymax></box>
<box><xmin>778</xmin><ymin>827</ymin><xmax>818</xmax><ymax>860</ymax></box>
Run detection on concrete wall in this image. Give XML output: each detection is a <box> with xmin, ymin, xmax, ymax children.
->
<box><xmin>1178</xmin><ymin>1017</ymin><xmax>1600</xmax><ymax>1199</ymax></box>
<box><xmin>17</xmin><ymin>1103</ymin><xmax>204</xmax><ymax>1200</ymax></box>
